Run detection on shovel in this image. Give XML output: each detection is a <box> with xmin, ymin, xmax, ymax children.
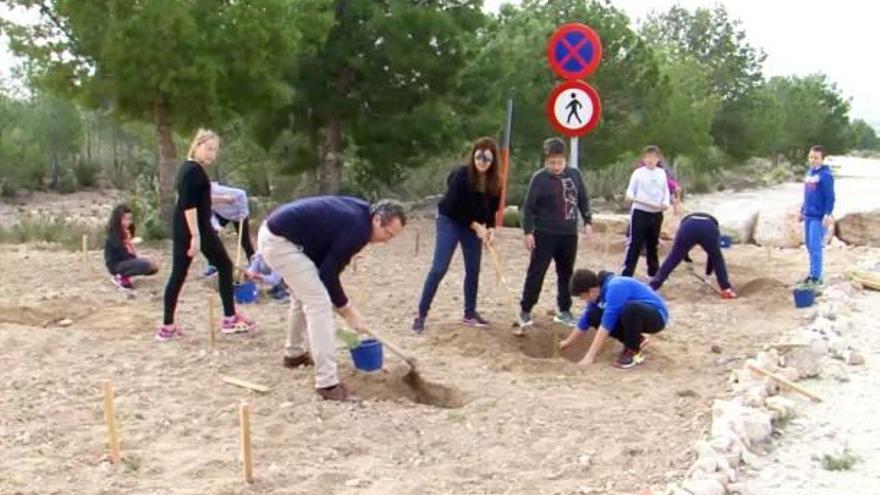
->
<box><xmin>688</xmin><ymin>263</ymin><xmax>722</xmax><ymax>295</ymax></box>
<box><xmin>361</xmin><ymin>327</ymin><xmax>418</xmax><ymax>371</ymax></box>
<box><xmin>485</xmin><ymin>242</ymin><xmax>526</xmax><ymax>335</ymax></box>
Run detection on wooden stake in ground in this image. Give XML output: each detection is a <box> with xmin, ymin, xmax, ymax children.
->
<box><xmin>414</xmin><ymin>226</ymin><xmax>421</xmax><ymax>256</ymax></box>
<box><xmin>208</xmin><ymin>296</ymin><xmax>216</xmax><ymax>347</ymax></box>
<box><xmin>222</xmin><ymin>375</ymin><xmax>270</xmax><ymax>393</ymax></box>
<box><xmin>102</xmin><ymin>380</ymin><xmax>122</xmax><ymax>464</ymax></box>
<box><xmin>239</xmin><ymin>402</ymin><xmax>254</xmax><ymax>483</ymax></box>
<box><xmin>746</xmin><ymin>362</ymin><xmax>823</xmax><ymax>402</ymax></box>
<box><xmin>234</xmin><ymin>219</ymin><xmax>245</xmax><ymax>282</ymax></box>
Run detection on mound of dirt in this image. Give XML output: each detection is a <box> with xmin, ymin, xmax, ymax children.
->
<box><xmin>344</xmin><ymin>366</ymin><xmax>466</xmax><ymax>409</ymax></box>
<box><xmin>737</xmin><ymin>277</ymin><xmax>788</xmax><ymax>297</ymax></box>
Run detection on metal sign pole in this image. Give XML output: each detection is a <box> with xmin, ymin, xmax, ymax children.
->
<box><xmin>569</xmin><ymin>136</ymin><xmax>578</xmax><ymax>169</ymax></box>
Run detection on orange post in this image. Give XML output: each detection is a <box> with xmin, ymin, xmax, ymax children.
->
<box><xmin>495</xmin><ymin>99</ymin><xmax>514</xmax><ymax>227</ymax></box>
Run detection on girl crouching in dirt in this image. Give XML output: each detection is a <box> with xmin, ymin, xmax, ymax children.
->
<box><xmin>104</xmin><ymin>204</ymin><xmax>158</xmax><ymax>290</ymax></box>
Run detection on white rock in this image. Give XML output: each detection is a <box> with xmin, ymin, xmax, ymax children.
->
<box><xmin>755</xmin><ymin>351</ymin><xmax>781</xmax><ymax>371</ymax></box>
<box><xmin>844</xmin><ymin>350</ymin><xmax>865</xmax><ymax>366</ymax></box>
<box><xmin>765</xmin><ymin>396</ymin><xmax>797</xmax><ymax>420</ymax></box>
<box><xmin>824</xmin><ymin>361</ymin><xmax>850</xmax><ymax>382</ymax></box>
<box><xmin>690</xmin><ymin>454</ymin><xmax>719</xmax><ymax>476</ymax></box>
<box><xmin>58</xmin><ymin>319</ymin><xmax>73</xmax><ymax>327</ymax></box>
<box><xmin>742</xmin><ymin>386</ymin><xmax>768</xmax><ymax>408</ymax></box>
<box><xmin>709</xmin><ymin>432</ymin><xmax>745</xmax><ymax>467</ymax></box>
<box><xmin>828</xmin><ymin>336</ymin><xmax>849</xmax><ymax>358</ymax></box>
<box><xmin>754</xmin><ymin>205</ymin><xmax>802</xmax><ymax>248</ymax></box>
<box><xmin>681</xmin><ymin>478</ymin><xmax>726</xmax><ymax>495</ymax></box>
<box><xmin>712</xmin><ymin>400</ymin><xmax>773</xmax><ymax>448</ymax></box>
<box><xmin>591</xmin><ymin>213</ymin><xmax>629</xmax><ymax>236</ymax></box>
<box><xmin>578</xmin><ymin>453</ymin><xmax>593</xmax><ymax>468</ymax></box>
<box><xmin>737</xmin><ymin>408</ymin><xmax>773</xmax><ymax>446</ymax></box>
<box><xmin>714</xmin><ymin>201</ymin><xmax>760</xmax><ymax>244</ymax></box>
<box><xmin>780</xmin><ymin>346</ymin><xmax>823</xmax><ymax>379</ymax></box>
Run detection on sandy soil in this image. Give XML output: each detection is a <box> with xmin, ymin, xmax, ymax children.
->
<box><xmin>0</xmin><ymin>207</ymin><xmax>872</xmax><ymax>495</ymax></box>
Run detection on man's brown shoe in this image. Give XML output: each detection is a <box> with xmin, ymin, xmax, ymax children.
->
<box><xmin>317</xmin><ymin>383</ymin><xmax>360</xmax><ymax>402</ymax></box>
<box><xmin>282</xmin><ymin>353</ymin><xmax>314</xmax><ymax>369</ymax></box>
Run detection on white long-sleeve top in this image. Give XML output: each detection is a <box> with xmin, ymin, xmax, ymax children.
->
<box><xmin>626</xmin><ymin>166</ymin><xmax>670</xmax><ymax>213</ymax></box>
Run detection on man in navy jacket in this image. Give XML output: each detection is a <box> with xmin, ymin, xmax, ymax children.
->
<box><xmin>259</xmin><ymin>197</ymin><xmax>406</xmax><ymax>402</ymax></box>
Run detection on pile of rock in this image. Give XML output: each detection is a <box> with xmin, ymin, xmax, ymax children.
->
<box><xmin>661</xmin><ymin>283</ymin><xmax>866</xmax><ymax>495</ymax></box>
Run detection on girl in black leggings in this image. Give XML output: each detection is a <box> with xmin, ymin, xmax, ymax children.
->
<box><xmin>158</xmin><ymin>129</ymin><xmax>255</xmax><ymax>342</ymax></box>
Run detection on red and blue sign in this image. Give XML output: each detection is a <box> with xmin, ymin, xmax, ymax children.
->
<box><xmin>546</xmin><ymin>23</ymin><xmax>602</xmax><ymax>81</ymax></box>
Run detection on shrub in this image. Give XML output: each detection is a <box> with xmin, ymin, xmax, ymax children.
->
<box><xmin>73</xmin><ymin>160</ymin><xmax>100</xmax><ymax>188</ymax></box>
<box><xmin>503</xmin><ymin>207</ymin><xmax>522</xmax><ymax>228</ymax></box>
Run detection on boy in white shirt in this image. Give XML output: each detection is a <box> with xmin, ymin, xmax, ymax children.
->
<box><xmin>621</xmin><ymin>145</ymin><xmax>670</xmax><ymax>277</ymax></box>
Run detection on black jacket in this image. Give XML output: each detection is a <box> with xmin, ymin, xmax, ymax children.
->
<box><xmin>437</xmin><ymin>165</ymin><xmax>501</xmax><ymax>228</ymax></box>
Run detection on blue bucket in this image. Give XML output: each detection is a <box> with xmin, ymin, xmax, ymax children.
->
<box><xmin>349</xmin><ymin>338</ymin><xmax>383</xmax><ymax>372</ymax></box>
<box><xmin>793</xmin><ymin>287</ymin><xmax>815</xmax><ymax>308</ymax></box>
<box><xmin>234</xmin><ymin>281</ymin><xmax>258</xmax><ymax>304</ymax></box>
<box><xmin>719</xmin><ymin>235</ymin><xmax>733</xmax><ymax>249</ymax></box>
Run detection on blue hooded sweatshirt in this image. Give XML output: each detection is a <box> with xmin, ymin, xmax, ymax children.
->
<box><xmin>577</xmin><ymin>274</ymin><xmax>669</xmax><ymax>332</ymax></box>
<box><xmin>801</xmin><ymin>164</ymin><xmax>835</xmax><ymax>219</ymax></box>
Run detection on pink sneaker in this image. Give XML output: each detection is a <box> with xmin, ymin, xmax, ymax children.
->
<box><xmin>111</xmin><ymin>274</ymin><xmax>134</xmax><ymax>290</ymax></box>
<box><xmin>220</xmin><ymin>314</ymin><xmax>256</xmax><ymax>334</ymax></box>
<box><xmin>155</xmin><ymin>324</ymin><xmax>177</xmax><ymax>342</ymax></box>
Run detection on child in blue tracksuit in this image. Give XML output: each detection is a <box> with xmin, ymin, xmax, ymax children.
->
<box><xmin>559</xmin><ymin>269</ymin><xmax>669</xmax><ymax>369</ymax></box>
<box><xmin>800</xmin><ymin>145</ymin><xmax>835</xmax><ymax>287</ymax></box>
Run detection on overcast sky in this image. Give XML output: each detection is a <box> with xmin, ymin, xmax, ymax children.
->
<box><xmin>2</xmin><ymin>1</ymin><xmax>877</xmax><ymax>125</ymax></box>
<box><xmin>486</xmin><ymin>0</ymin><xmax>878</xmax><ymax>126</ymax></box>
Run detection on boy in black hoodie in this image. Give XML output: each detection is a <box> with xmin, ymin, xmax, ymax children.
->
<box><xmin>518</xmin><ymin>137</ymin><xmax>592</xmax><ymax>330</ymax></box>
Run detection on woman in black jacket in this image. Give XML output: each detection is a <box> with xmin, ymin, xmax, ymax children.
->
<box><xmin>412</xmin><ymin>137</ymin><xmax>501</xmax><ymax>333</ymax></box>
<box><xmin>159</xmin><ymin>129</ymin><xmax>255</xmax><ymax>342</ymax></box>
<box><xmin>104</xmin><ymin>204</ymin><xmax>158</xmax><ymax>290</ymax></box>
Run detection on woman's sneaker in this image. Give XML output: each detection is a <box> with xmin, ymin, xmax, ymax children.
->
<box><xmin>221</xmin><ymin>313</ymin><xmax>256</xmax><ymax>334</ymax></box>
<box><xmin>462</xmin><ymin>312</ymin><xmax>489</xmax><ymax>327</ymax></box>
<box><xmin>155</xmin><ymin>324</ymin><xmax>178</xmax><ymax>342</ymax></box>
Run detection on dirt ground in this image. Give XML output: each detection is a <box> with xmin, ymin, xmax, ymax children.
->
<box><xmin>0</xmin><ymin>217</ymin><xmax>869</xmax><ymax>495</ymax></box>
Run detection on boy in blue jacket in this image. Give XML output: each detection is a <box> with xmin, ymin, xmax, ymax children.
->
<box><xmin>559</xmin><ymin>269</ymin><xmax>669</xmax><ymax>369</ymax></box>
<box><xmin>799</xmin><ymin>145</ymin><xmax>835</xmax><ymax>288</ymax></box>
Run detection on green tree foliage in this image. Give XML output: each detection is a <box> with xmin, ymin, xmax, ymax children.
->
<box><xmin>0</xmin><ymin>91</ymin><xmax>82</xmax><ymax>194</ymax></box>
<box><xmin>768</xmin><ymin>74</ymin><xmax>854</xmax><ymax>166</ymax></box>
<box><xmin>643</xmin><ymin>5</ymin><xmax>771</xmax><ymax>160</ymax></box>
<box><xmin>643</xmin><ymin>5</ymin><xmax>765</xmax><ymax>102</ymax></box>
<box><xmin>850</xmin><ymin>119</ymin><xmax>880</xmax><ymax>151</ymax></box>
<box><xmin>252</xmin><ymin>0</ymin><xmax>483</xmax><ymax>195</ymax></box>
<box><xmin>642</xmin><ymin>50</ymin><xmax>718</xmax><ymax>164</ymax></box>
<box><xmin>2</xmin><ymin>0</ymin><xmax>309</xmax><ymax>221</ymax></box>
